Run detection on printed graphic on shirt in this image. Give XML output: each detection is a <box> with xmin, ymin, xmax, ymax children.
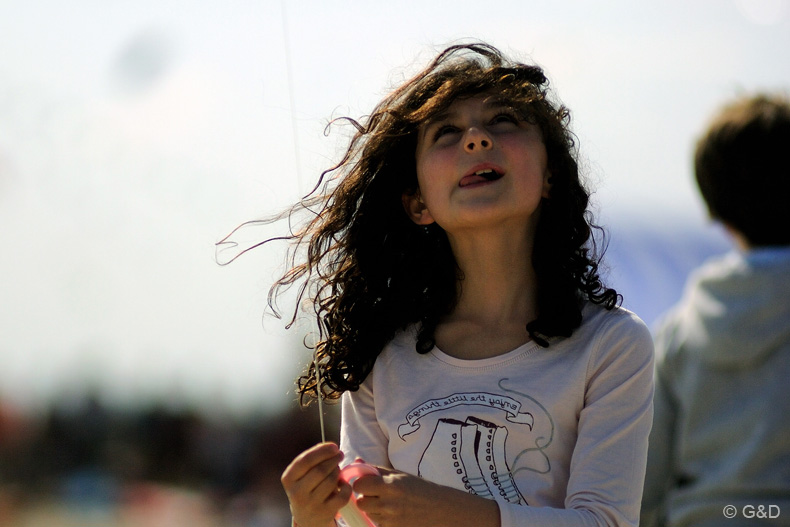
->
<box><xmin>419</xmin><ymin>416</ymin><xmax>527</xmax><ymax>503</ymax></box>
<box><xmin>401</xmin><ymin>379</ymin><xmax>555</xmax><ymax>504</ymax></box>
<box><xmin>398</xmin><ymin>391</ymin><xmax>534</xmax><ymax>439</ymax></box>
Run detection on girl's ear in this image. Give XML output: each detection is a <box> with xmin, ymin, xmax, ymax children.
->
<box><xmin>542</xmin><ymin>170</ymin><xmax>553</xmax><ymax>199</ymax></box>
<box><xmin>401</xmin><ymin>189</ymin><xmax>436</xmax><ymax>225</ymax></box>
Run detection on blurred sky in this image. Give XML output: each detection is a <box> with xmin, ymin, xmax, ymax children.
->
<box><xmin>0</xmin><ymin>0</ymin><xmax>788</xmax><ymax>416</ymax></box>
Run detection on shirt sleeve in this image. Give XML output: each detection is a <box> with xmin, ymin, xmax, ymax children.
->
<box><xmin>499</xmin><ymin>312</ymin><xmax>655</xmax><ymax>527</ymax></box>
<box><xmin>340</xmin><ymin>375</ymin><xmax>392</xmax><ymax>469</ymax></box>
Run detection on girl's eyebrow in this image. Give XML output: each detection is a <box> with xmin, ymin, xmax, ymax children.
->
<box><xmin>481</xmin><ymin>97</ymin><xmax>515</xmax><ymax>111</ymax></box>
<box><xmin>423</xmin><ymin>110</ymin><xmax>454</xmax><ymax>128</ymax></box>
<box><xmin>426</xmin><ymin>99</ymin><xmax>514</xmax><ymax>124</ymax></box>
<box><xmin>419</xmin><ymin>111</ymin><xmax>455</xmax><ymax>141</ymax></box>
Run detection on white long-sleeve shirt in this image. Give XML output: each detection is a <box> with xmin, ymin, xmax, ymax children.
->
<box><xmin>341</xmin><ymin>303</ymin><xmax>654</xmax><ymax>527</ymax></box>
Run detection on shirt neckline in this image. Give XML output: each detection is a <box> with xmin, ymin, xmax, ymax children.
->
<box><xmin>429</xmin><ymin>339</ymin><xmax>541</xmax><ymax>368</ymax></box>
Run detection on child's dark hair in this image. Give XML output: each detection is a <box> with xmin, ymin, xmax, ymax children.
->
<box><xmin>694</xmin><ymin>93</ymin><xmax>790</xmax><ymax>247</ymax></box>
<box><xmin>235</xmin><ymin>42</ymin><xmax>619</xmax><ymax>403</ymax></box>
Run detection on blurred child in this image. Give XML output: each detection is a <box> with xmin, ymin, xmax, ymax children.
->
<box><xmin>640</xmin><ymin>94</ymin><xmax>790</xmax><ymax>527</ymax></box>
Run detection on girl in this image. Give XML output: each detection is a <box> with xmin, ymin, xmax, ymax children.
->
<box><xmin>274</xmin><ymin>42</ymin><xmax>654</xmax><ymax>527</ymax></box>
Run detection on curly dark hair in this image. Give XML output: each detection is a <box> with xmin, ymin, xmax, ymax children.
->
<box><xmin>222</xmin><ymin>42</ymin><xmax>619</xmax><ymax>404</ymax></box>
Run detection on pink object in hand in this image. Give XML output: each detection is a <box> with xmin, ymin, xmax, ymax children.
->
<box><xmin>337</xmin><ymin>462</ymin><xmax>380</xmax><ymax>527</ymax></box>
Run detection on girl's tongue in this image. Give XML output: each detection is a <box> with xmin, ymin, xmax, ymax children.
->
<box><xmin>459</xmin><ymin>169</ymin><xmax>502</xmax><ymax>187</ymax></box>
<box><xmin>459</xmin><ymin>174</ymin><xmax>490</xmax><ymax>187</ymax></box>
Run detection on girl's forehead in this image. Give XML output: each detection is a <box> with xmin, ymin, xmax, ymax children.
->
<box><xmin>432</xmin><ymin>89</ymin><xmax>511</xmax><ymax>111</ymax></box>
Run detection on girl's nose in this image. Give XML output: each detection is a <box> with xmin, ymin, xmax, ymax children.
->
<box><xmin>463</xmin><ymin>127</ymin><xmax>493</xmax><ymax>152</ymax></box>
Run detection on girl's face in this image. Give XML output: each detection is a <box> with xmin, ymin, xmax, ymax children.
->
<box><xmin>405</xmin><ymin>93</ymin><xmax>551</xmax><ymax>236</ymax></box>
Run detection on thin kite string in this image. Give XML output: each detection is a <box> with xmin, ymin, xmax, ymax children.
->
<box><xmin>280</xmin><ymin>0</ymin><xmax>304</xmax><ymax>195</ymax></box>
<box><xmin>315</xmin><ymin>357</ymin><xmax>327</xmax><ymax>443</ymax></box>
<box><xmin>280</xmin><ymin>0</ymin><xmax>325</xmax><ymax>443</ymax></box>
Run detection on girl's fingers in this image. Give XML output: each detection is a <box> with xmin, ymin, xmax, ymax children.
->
<box><xmin>355</xmin><ymin>494</ymin><xmax>383</xmax><ymax>519</ymax></box>
<box><xmin>285</xmin><ymin>462</ymin><xmax>343</xmax><ymax>503</ymax></box>
<box><xmin>354</xmin><ymin>467</ymin><xmax>402</xmax><ymax>496</ymax></box>
<box><xmin>282</xmin><ymin>442</ymin><xmax>343</xmax><ymax>485</ymax></box>
<box><xmin>282</xmin><ymin>444</ymin><xmax>346</xmax><ymax>506</ymax></box>
<box><xmin>370</xmin><ymin>465</ymin><xmax>393</xmax><ymax>476</ymax></box>
<box><xmin>351</xmin><ymin>472</ymin><xmax>386</xmax><ymax>496</ymax></box>
<box><xmin>327</xmin><ymin>479</ymin><xmax>353</xmax><ymax>508</ymax></box>
<box><xmin>309</xmin><ymin>461</ymin><xmax>344</xmax><ymax>503</ymax></box>
<box><xmin>291</xmin><ymin>467</ymin><xmax>351</xmax><ymax>519</ymax></box>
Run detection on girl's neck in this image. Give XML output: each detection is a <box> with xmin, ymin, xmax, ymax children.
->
<box><xmin>450</xmin><ymin>226</ymin><xmax>536</xmax><ymax>315</ymax></box>
<box><xmin>433</xmin><ymin>226</ymin><xmax>537</xmax><ymax>359</ymax></box>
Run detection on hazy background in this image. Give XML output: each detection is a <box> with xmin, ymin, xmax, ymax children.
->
<box><xmin>1</xmin><ymin>0</ymin><xmax>788</xmax><ymax>419</ymax></box>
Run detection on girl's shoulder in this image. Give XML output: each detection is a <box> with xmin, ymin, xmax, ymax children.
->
<box><xmin>571</xmin><ymin>302</ymin><xmax>654</xmax><ymax>360</ymax></box>
<box><xmin>581</xmin><ymin>301</ymin><xmax>650</xmax><ymax>334</ymax></box>
<box><xmin>376</xmin><ymin>325</ymin><xmax>421</xmax><ymax>364</ymax></box>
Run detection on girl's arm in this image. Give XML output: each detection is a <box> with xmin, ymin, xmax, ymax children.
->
<box><xmin>498</xmin><ymin>312</ymin><xmax>655</xmax><ymax>527</ymax></box>
<box><xmin>281</xmin><ymin>442</ymin><xmax>353</xmax><ymax>527</ymax></box>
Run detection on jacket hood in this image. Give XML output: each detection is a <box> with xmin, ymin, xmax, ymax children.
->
<box><xmin>662</xmin><ymin>246</ymin><xmax>790</xmax><ymax>368</ymax></box>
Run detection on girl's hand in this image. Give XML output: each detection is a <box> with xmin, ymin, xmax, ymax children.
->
<box><xmin>353</xmin><ymin>467</ymin><xmax>500</xmax><ymax>527</ymax></box>
<box><xmin>281</xmin><ymin>442</ymin><xmax>352</xmax><ymax>527</ymax></box>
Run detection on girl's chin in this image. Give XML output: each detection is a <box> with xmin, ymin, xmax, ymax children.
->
<box><xmin>437</xmin><ymin>210</ymin><xmax>541</xmax><ymax>235</ymax></box>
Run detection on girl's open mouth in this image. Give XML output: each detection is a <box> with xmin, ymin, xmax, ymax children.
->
<box><xmin>459</xmin><ymin>168</ymin><xmax>504</xmax><ymax>187</ymax></box>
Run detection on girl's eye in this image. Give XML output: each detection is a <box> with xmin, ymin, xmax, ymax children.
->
<box><xmin>490</xmin><ymin>113</ymin><xmax>519</xmax><ymax>125</ymax></box>
<box><xmin>433</xmin><ymin>125</ymin><xmax>459</xmax><ymax>141</ymax></box>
